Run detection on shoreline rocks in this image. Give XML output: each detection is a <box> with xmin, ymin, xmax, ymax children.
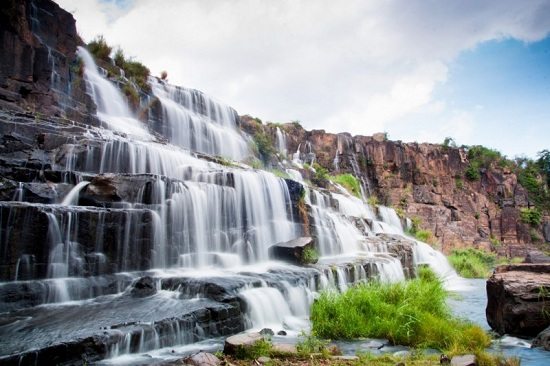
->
<box><xmin>486</xmin><ymin>264</ymin><xmax>550</xmax><ymax>337</ymax></box>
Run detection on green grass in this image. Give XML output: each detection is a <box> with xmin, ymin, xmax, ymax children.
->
<box><xmin>330</xmin><ymin>174</ymin><xmax>362</xmax><ymax>198</ymax></box>
<box><xmin>310</xmin><ymin>267</ymin><xmax>491</xmax><ymax>353</ymax></box>
<box><xmin>234</xmin><ymin>338</ymin><xmax>272</xmax><ymax>359</ymax></box>
<box><xmin>448</xmin><ymin>248</ymin><xmax>496</xmax><ymax>278</ymax></box>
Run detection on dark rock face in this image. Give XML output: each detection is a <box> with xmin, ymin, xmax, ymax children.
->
<box><xmin>268</xmin><ymin>237</ymin><xmax>316</xmax><ymax>265</ymax></box>
<box><xmin>544</xmin><ymin>222</ymin><xmax>550</xmax><ymax>243</ymax></box>
<box><xmin>130</xmin><ymin>276</ymin><xmax>157</xmax><ymax>297</ymax></box>
<box><xmin>374</xmin><ymin>234</ymin><xmax>416</xmax><ymax>278</ymax></box>
<box><xmin>486</xmin><ymin>264</ymin><xmax>550</xmax><ymax>337</ymax></box>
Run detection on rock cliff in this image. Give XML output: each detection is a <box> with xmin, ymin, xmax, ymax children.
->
<box><xmin>241</xmin><ymin>116</ymin><xmax>549</xmax><ymax>255</ymax></box>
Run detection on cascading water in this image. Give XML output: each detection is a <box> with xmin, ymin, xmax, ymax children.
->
<box><xmin>0</xmin><ymin>40</ymin><xmax>466</xmax><ymax>365</ymax></box>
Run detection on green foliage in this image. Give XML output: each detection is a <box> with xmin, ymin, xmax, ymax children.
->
<box><xmin>367</xmin><ymin>196</ymin><xmax>379</xmax><ymax>208</ymax></box>
<box><xmin>311</xmin><ymin>267</ymin><xmax>490</xmax><ymax>352</ymax></box>
<box><xmin>253</xmin><ymin>130</ymin><xmax>276</xmax><ymax>163</ymax></box>
<box><xmin>296</xmin><ymin>332</ymin><xmax>328</xmax><ymax>356</ymax></box>
<box><xmin>455</xmin><ymin>177</ymin><xmax>464</xmax><ymax>189</ymax></box>
<box><xmin>448</xmin><ymin>249</ymin><xmax>496</xmax><ymax>278</ymax></box>
<box><xmin>234</xmin><ymin>338</ymin><xmax>272</xmax><ymax>359</ymax></box>
<box><xmin>517</xmin><ymin>159</ymin><xmax>549</xmax><ymax>211</ymax></box>
<box><xmin>113</xmin><ymin>47</ymin><xmax>125</xmax><ymax>68</ymax></box>
<box><xmin>464</xmin><ymin>145</ymin><xmax>507</xmax><ymax>181</ymax></box>
<box><xmin>269</xmin><ymin>169</ymin><xmax>290</xmax><ymax>179</ymax></box>
<box><xmin>330</xmin><ymin>174</ymin><xmax>361</xmax><ymax>198</ymax></box>
<box><xmin>123</xmin><ymin>59</ymin><xmax>150</xmax><ymax>92</ymax></box>
<box><xmin>538</xmin><ymin>149</ymin><xmax>550</xmax><ymax>185</ymax></box>
<box><xmin>520</xmin><ymin>207</ymin><xmax>542</xmax><ymax>227</ymax></box>
<box><xmin>311</xmin><ymin>163</ymin><xmax>330</xmax><ymax>187</ymax></box>
<box><xmin>415</xmin><ymin>229</ymin><xmax>433</xmax><ymax>243</ymax></box>
<box><xmin>301</xmin><ymin>246</ymin><xmax>319</xmax><ymax>264</ymax></box>
<box><xmin>489</xmin><ymin>234</ymin><xmax>501</xmax><ymax>248</ymax></box>
<box><xmin>87</xmin><ymin>35</ymin><xmax>111</xmax><ymax>61</ymax></box>
<box><xmin>122</xmin><ymin>83</ymin><xmax>139</xmax><ymax>108</ymax></box>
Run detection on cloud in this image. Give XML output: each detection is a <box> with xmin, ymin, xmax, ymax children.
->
<box><xmin>55</xmin><ymin>0</ymin><xmax>550</xmax><ymax>155</ymax></box>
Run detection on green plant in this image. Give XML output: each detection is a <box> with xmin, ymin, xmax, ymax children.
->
<box><xmin>301</xmin><ymin>246</ymin><xmax>319</xmax><ymax>264</ymax></box>
<box><xmin>310</xmin><ymin>267</ymin><xmax>491</xmax><ymax>352</ymax></box>
<box><xmin>122</xmin><ymin>83</ymin><xmax>140</xmax><ymax>108</ymax></box>
<box><xmin>122</xmin><ymin>59</ymin><xmax>150</xmax><ymax>92</ymax></box>
<box><xmin>296</xmin><ymin>332</ymin><xmax>328</xmax><ymax>356</ymax></box>
<box><xmin>269</xmin><ymin>169</ymin><xmax>290</xmax><ymax>179</ymax></box>
<box><xmin>448</xmin><ymin>248</ymin><xmax>496</xmax><ymax>278</ymax></box>
<box><xmin>113</xmin><ymin>47</ymin><xmax>125</xmax><ymax>68</ymax></box>
<box><xmin>520</xmin><ymin>207</ymin><xmax>542</xmax><ymax>227</ymax></box>
<box><xmin>330</xmin><ymin>174</ymin><xmax>361</xmax><ymax>198</ymax></box>
<box><xmin>311</xmin><ymin>163</ymin><xmax>329</xmax><ymax>188</ymax></box>
<box><xmin>489</xmin><ymin>234</ymin><xmax>501</xmax><ymax>248</ymax></box>
<box><xmin>253</xmin><ymin>130</ymin><xmax>276</xmax><ymax>163</ymax></box>
<box><xmin>367</xmin><ymin>195</ymin><xmax>379</xmax><ymax>208</ymax></box>
<box><xmin>234</xmin><ymin>338</ymin><xmax>272</xmax><ymax>359</ymax></box>
<box><xmin>455</xmin><ymin>177</ymin><xmax>464</xmax><ymax>189</ymax></box>
<box><xmin>442</xmin><ymin>136</ymin><xmax>456</xmax><ymax>149</ymax></box>
<box><xmin>87</xmin><ymin>35</ymin><xmax>111</xmax><ymax>61</ymax></box>
<box><xmin>415</xmin><ymin>229</ymin><xmax>434</xmax><ymax>244</ymax></box>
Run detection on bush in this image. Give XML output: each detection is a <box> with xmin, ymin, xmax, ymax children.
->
<box><xmin>448</xmin><ymin>248</ymin><xmax>496</xmax><ymax>278</ymax></box>
<box><xmin>415</xmin><ymin>229</ymin><xmax>433</xmax><ymax>243</ymax></box>
<box><xmin>331</xmin><ymin>174</ymin><xmax>361</xmax><ymax>198</ymax></box>
<box><xmin>301</xmin><ymin>246</ymin><xmax>319</xmax><ymax>264</ymax></box>
<box><xmin>253</xmin><ymin>130</ymin><xmax>275</xmax><ymax>163</ymax></box>
<box><xmin>87</xmin><ymin>35</ymin><xmax>111</xmax><ymax>61</ymax></box>
<box><xmin>311</xmin><ymin>163</ymin><xmax>330</xmax><ymax>188</ymax></box>
<box><xmin>123</xmin><ymin>59</ymin><xmax>150</xmax><ymax>92</ymax></box>
<box><xmin>520</xmin><ymin>207</ymin><xmax>542</xmax><ymax>227</ymax></box>
<box><xmin>311</xmin><ymin>267</ymin><xmax>491</xmax><ymax>352</ymax></box>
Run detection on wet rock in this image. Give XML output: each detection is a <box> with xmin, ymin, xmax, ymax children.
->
<box><xmin>223</xmin><ymin>332</ymin><xmax>263</xmax><ymax>355</ymax></box>
<box><xmin>374</xmin><ymin>234</ymin><xmax>415</xmax><ymax>278</ymax></box>
<box><xmin>486</xmin><ymin>264</ymin><xmax>550</xmax><ymax>336</ymax></box>
<box><xmin>130</xmin><ymin>276</ymin><xmax>157</xmax><ymax>297</ymax></box>
<box><xmin>259</xmin><ymin>328</ymin><xmax>274</xmax><ymax>336</ymax></box>
<box><xmin>257</xmin><ymin>356</ymin><xmax>271</xmax><ymax>363</ymax></box>
<box><xmin>268</xmin><ymin>237</ymin><xmax>316</xmax><ymax>265</ymax></box>
<box><xmin>524</xmin><ymin>250</ymin><xmax>550</xmax><ymax>264</ymax></box>
<box><xmin>450</xmin><ymin>354</ymin><xmax>476</xmax><ymax>366</ymax></box>
<box><xmin>532</xmin><ymin>325</ymin><xmax>550</xmax><ymax>351</ymax></box>
<box><xmin>277</xmin><ymin>330</ymin><xmax>287</xmax><ymax>336</ymax></box>
<box><xmin>183</xmin><ymin>352</ymin><xmax>220</xmax><ymax>366</ymax></box>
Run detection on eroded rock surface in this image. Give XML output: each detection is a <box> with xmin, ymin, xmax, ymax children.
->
<box><xmin>486</xmin><ymin>264</ymin><xmax>550</xmax><ymax>336</ymax></box>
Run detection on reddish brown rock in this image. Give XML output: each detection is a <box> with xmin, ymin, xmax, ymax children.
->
<box><xmin>486</xmin><ymin>264</ymin><xmax>550</xmax><ymax>336</ymax></box>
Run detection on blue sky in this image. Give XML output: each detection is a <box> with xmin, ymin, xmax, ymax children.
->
<box><xmin>58</xmin><ymin>0</ymin><xmax>550</xmax><ymax>158</ymax></box>
<box><xmin>392</xmin><ymin>37</ymin><xmax>550</xmax><ymax>158</ymax></box>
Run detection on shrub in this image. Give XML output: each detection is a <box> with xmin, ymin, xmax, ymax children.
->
<box><xmin>301</xmin><ymin>246</ymin><xmax>319</xmax><ymax>264</ymax></box>
<box><xmin>122</xmin><ymin>83</ymin><xmax>140</xmax><ymax>109</ymax></box>
<box><xmin>310</xmin><ymin>267</ymin><xmax>490</xmax><ymax>352</ymax></box>
<box><xmin>367</xmin><ymin>196</ymin><xmax>379</xmax><ymax>208</ymax></box>
<box><xmin>123</xmin><ymin>59</ymin><xmax>150</xmax><ymax>92</ymax></box>
<box><xmin>113</xmin><ymin>47</ymin><xmax>125</xmax><ymax>68</ymax></box>
<box><xmin>311</xmin><ymin>163</ymin><xmax>330</xmax><ymax>188</ymax></box>
<box><xmin>448</xmin><ymin>248</ymin><xmax>496</xmax><ymax>278</ymax></box>
<box><xmin>520</xmin><ymin>207</ymin><xmax>542</xmax><ymax>227</ymax></box>
<box><xmin>331</xmin><ymin>174</ymin><xmax>361</xmax><ymax>198</ymax></box>
<box><xmin>87</xmin><ymin>35</ymin><xmax>111</xmax><ymax>61</ymax></box>
<box><xmin>253</xmin><ymin>130</ymin><xmax>275</xmax><ymax>163</ymax></box>
<box><xmin>415</xmin><ymin>229</ymin><xmax>433</xmax><ymax>243</ymax></box>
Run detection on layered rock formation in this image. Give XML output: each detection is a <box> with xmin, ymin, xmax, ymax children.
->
<box><xmin>242</xmin><ymin>116</ymin><xmax>549</xmax><ymax>255</ymax></box>
<box><xmin>486</xmin><ymin>264</ymin><xmax>550</xmax><ymax>337</ymax></box>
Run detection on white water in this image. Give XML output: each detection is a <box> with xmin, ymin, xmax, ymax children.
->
<box><xmin>78</xmin><ymin>47</ymin><xmax>152</xmax><ymax>139</ymax></box>
<box><xmin>60</xmin><ymin>181</ymin><xmax>90</xmax><ymax>206</ymax></box>
<box><xmin>276</xmin><ymin>127</ymin><xmax>287</xmax><ymax>156</ymax></box>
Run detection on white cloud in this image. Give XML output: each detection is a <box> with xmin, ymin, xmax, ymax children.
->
<box><xmin>55</xmin><ymin>0</ymin><xmax>550</xmax><ymax>156</ymax></box>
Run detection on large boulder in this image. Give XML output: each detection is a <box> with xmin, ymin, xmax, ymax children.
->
<box><xmin>268</xmin><ymin>237</ymin><xmax>317</xmax><ymax>265</ymax></box>
<box><xmin>223</xmin><ymin>332</ymin><xmax>264</xmax><ymax>356</ymax></box>
<box><xmin>532</xmin><ymin>326</ymin><xmax>550</xmax><ymax>351</ymax></box>
<box><xmin>524</xmin><ymin>250</ymin><xmax>550</xmax><ymax>264</ymax></box>
<box><xmin>486</xmin><ymin>264</ymin><xmax>550</xmax><ymax>336</ymax></box>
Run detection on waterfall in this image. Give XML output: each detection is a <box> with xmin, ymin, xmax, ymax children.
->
<box><xmin>60</xmin><ymin>181</ymin><xmax>90</xmax><ymax>206</ymax></box>
<box><xmin>150</xmin><ymin>78</ymin><xmax>249</xmax><ymax>160</ymax></box>
<box><xmin>276</xmin><ymin>127</ymin><xmax>287</xmax><ymax>156</ymax></box>
<box><xmin>78</xmin><ymin>47</ymin><xmax>151</xmax><ymax>139</ymax></box>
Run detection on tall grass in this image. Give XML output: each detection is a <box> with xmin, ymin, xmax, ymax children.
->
<box><xmin>310</xmin><ymin>267</ymin><xmax>490</xmax><ymax>353</ymax></box>
<box><xmin>448</xmin><ymin>248</ymin><xmax>495</xmax><ymax>278</ymax></box>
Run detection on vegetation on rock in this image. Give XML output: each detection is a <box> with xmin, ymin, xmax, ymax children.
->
<box><xmin>311</xmin><ymin>267</ymin><xmax>490</xmax><ymax>353</ymax></box>
<box><xmin>88</xmin><ymin>35</ymin><xmax>112</xmax><ymax>61</ymax></box>
<box><xmin>330</xmin><ymin>174</ymin><xmax>362</xmax><ymax>198</ymax></box>
<box><xmin>448</xmin><ymin>248</ymin><xmax>496</xmax><ymax>278</ymax></box>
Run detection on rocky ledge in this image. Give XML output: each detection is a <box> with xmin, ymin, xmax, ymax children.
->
<box><xmin>486</xmin><ymin>263</ymin><xmax>550</xmax><ymax>337</ymax></box>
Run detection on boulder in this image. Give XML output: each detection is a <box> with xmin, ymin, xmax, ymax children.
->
<box><xmin>259</xmin><ymin>328</ymin><xmax>274</xmax><ymax>336</ymax></box>
<box><xmin>182</xmin><ymin>352</ymin><xmax>220</xmax><ymax>366</ymax></box>
<box><xmin>223</xmin><ymin>332</ymin><xmax>263</xmax><ymax>355</ymax></box>
<box><xmin>486</xmin><ymin>264</ymin><xmax>550</xmax><ymax>336</ymax></box>
<box><xmin>524</xmin><ymin>251</ymin><xmax>550</xmax><ymax>264</ymax></box>
<box><xmin>451</xmin><ymin>354</ymin><xmax>476</xmax><ymax>366</ymax></box>
<box><xmin>268</xmin><ymin>237</ymin><xmax>317</xmax><ymax>265</ymax></box>
<box><xmin>532</xmin><ymin>326</ymin><xmax>550</xmax><ymax>351</ymax></box>
<box><xmin>543</xmin><ymin>222</ymin><xmax>550</xmax><ymax>243</ymax></box>
<box><xmin>130</xmin><ymin>276</ymin><xmax>157</xmax><ymax>297</ymax></box>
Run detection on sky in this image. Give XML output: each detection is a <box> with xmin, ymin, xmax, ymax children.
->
<box><xmin>56</xmin><ymin>0</ymin><xmax>550</xmax><ymax>159</ymax></box>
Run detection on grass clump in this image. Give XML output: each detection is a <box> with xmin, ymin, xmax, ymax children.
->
<box><xmin>301</xmin><ymin>246</ymin><xmax>319</xmax><ymax>264</ymax></box>
<box><xmin>311</xmin><ymin>163</ymin><xmax>330</xmax><ymax>188</ymax></box>
<box><xmin>520</xmin><ymin>207</ymin><xmax>542</xmax><ymax>227</ymax></box>
<box><xmin>448</xmin><ymin>248</ymin><xmax>496</xmax><ymax>278</ymax></box>
<box><xmin>234</xmin><ymin>338</ymin><xmax>272</xmax><ymax>359</ymax></box>
<box><xmin>88</xmin><ymin>35</ymin><xmax>112</xmax><ymax>61</ymax></box>
<box><xmin>310</xmin><ymin>267</ymin><xmax>490</xmax><ymax>353</ymax></box>
<box><xmin>252</xmin><ymin>130</ymin><xmax>276</xmax><ymax>163</ymax></box>
<box><xmin>331</xmin><ymin>174</ymin><xmax>361</xmax><ymax>198</ymax></box>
